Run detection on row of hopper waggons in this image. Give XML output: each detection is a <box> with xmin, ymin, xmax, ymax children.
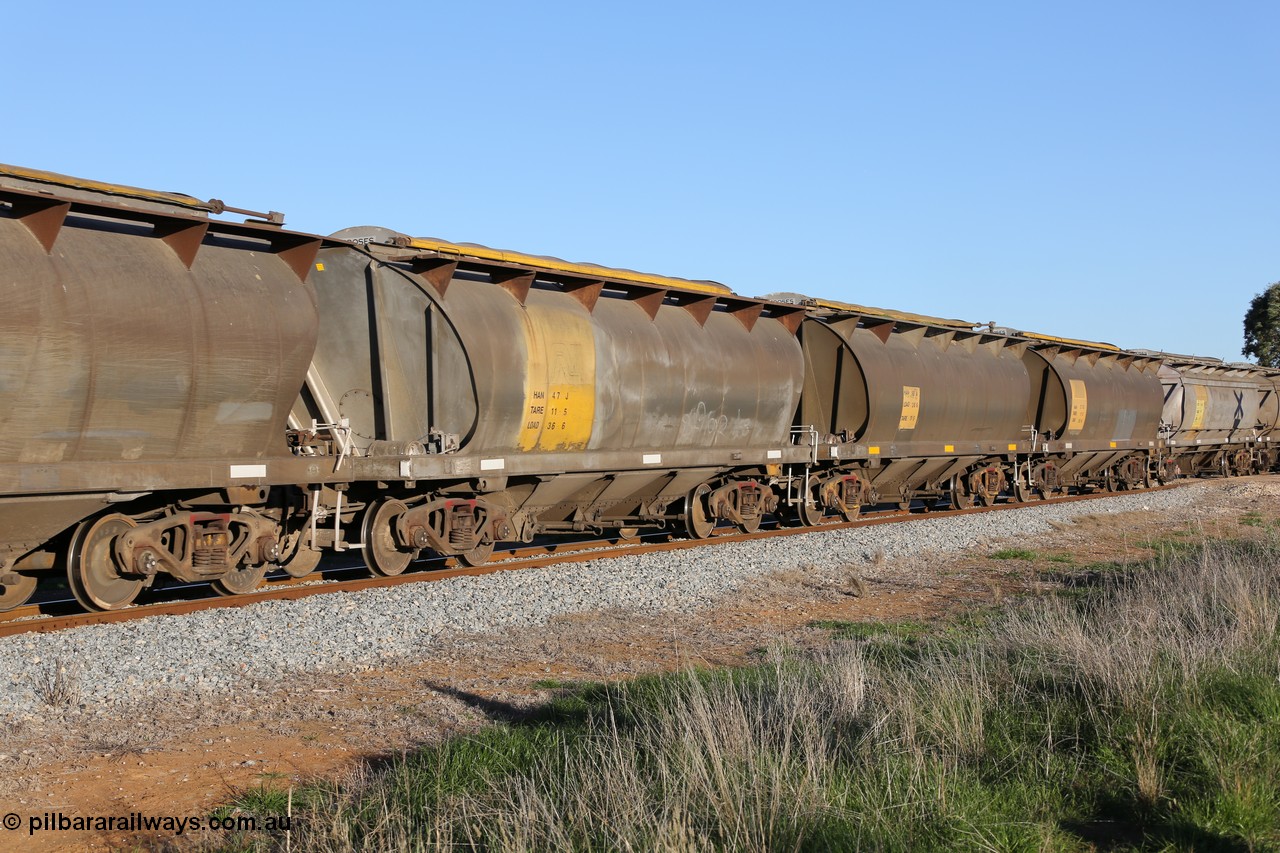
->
<box><xmin>0</xmin><ymin>165</ymin><xmax>1276</xmax><ymax>612</ymax></box>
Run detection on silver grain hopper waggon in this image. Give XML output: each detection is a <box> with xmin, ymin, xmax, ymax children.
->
<box><xmin>781</xmin><ymin>300</ymin><xmax>1166</xmax><ymax>517</ymax></box>
<box><xmin>793</xmin><ymin>300</ymin><xmax>1032</xmax><ymax>513</ymax></box>
<box><xmin>0</xmin><ymin>165</ymin><xmax>325</xmax><ymax>610</ymax></box>
<box><xmin>1145</xmin><ymin>353</ymin><xmax>1280</xmax><ymax>475</ymax></box>
<box><xmin>1019</xmin><ymin>335</ymin><xmax>1165</xmax><ymax>489</ymax></box>
<box><xmin>1</xmin><ymin>163</ymin><xmax>1274</xmax><ymax>617</ymax></box>
<box><xmin>293</xmin><ymin>229</ymin><xmax>809</xmax><ymax>576</ymax></box>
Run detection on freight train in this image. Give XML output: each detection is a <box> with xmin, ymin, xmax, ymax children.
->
<box><xmin>1</xmin><ymin>165</ymin><xmax>1276</xmax><ymax>612</ymax></box>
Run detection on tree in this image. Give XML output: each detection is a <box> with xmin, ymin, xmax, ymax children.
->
<box><xmin>1243</xmin><ymin>282</ymin><xmax>1280</xmax><ymax>367</ymax></box>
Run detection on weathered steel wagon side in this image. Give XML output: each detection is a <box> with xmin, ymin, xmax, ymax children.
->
<box><xmin>1258</xmin><ymin>374</ymin><xmax>1280</xmax><ymax>468</ymax></box>
<box><xmin>1150</xmin><ymin>354</ymin><xmax>1279</xmax><ymax>475</ymax></box>
<box><xmin>287</xmin><ymin>230</ymin><xmax>810</xmax><ymax>576</ymax></box>
<box><xmin>2</xmin><ymin>162</ymin><xmax>1269</xmax><ymax>616</ymax></box>
<box><xmin>776</xmin><ymin>300</ymin><xmax>1168</xmax><ymax>516</ymax></box>
<box><xmin>0</xmin><ymin>166</ymin><xmax>326</xmax><ymax>610</ymax></box>
<box><xmin>792</xmin><ymin>300</ymin><xmax>1033</xmax><ymax>514</ymax></box>
<box><xmin>1019</xmin><ymin>337</ymin><xmax>1165</xmax><ymax>490</ymax></box>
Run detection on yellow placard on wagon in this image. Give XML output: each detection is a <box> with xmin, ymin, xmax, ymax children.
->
<box><xmin>898</xmin><ymin>385</ymin><xmax>921</xmax><ymax>430</ymax></box>
<box><xmin>517</xmin><ymin>306</ymin><xmax>595</xmax><ymax>452</ymax></box>
<box><xmin>1189</xmin><ymin>386</ymin><xmax>1208</xmax><ymax>430</ymax></box>
<box><xmin>1067</xmin><ymin>380</ymin><xmax>1088</xmax><ymax>432</ymax></box>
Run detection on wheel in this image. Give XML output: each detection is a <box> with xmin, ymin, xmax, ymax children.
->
<box><xmin>684</xmin><ymin>484</ymin><xmax>715</xmax><ymax>539</ymax></box>
<box><xmin>0</xmin><ymin>571</ymin><xmax>37</xmax><ymax>611</ymax></box>
<box><xmin>841</xmin><ymin>500</ymin><xmax>862</xmax><ymax>521</ymax></box>
<box><xmin>897</xmin><ymin>500</ymin><xmax>912</xmax><ymax>512</ymax></box>
<box><xmin>1013</xmin><ymin>480</ymin><xmax>1032</xmax><ymax>502</ymax></box>
<box><xmin>950</xmin><ymin>475</ymin><xmax>973</xmax><ymax>510</ymax></box>
<box><xmin>797</xmin><ymin>483</ymin><xmax>828</xmax><ymax>527</ymax></box>
<box><xmin>738</xmin><ymin>514</ymin><xmax>762</xmax><ymax>534</ymax></box>
<box><xmin>616</xmin><ymin>527</ymin><xmax>640</xmax><ymax>540</ymax></box>
<box><xmin>67</xmin><ymin>514</ymin><xmax>142</xmax><ymax>611</ymax></box>
<box><xmin>458</xmin><ymin>536</ymin><xmax>494</xmax><ymax>567</ymax></box>
<box><xmin>280</xmin><ymin>542</ymin><xmax>322</xmax><ymax>578</ymax></box>
<box><xmin>212</xmin><ymin>562</ymin><xmax>267</xmax><ymax>596</ymax></box>
<box><xmin>922</xmin><ymin>498</ymin><xmax>939</xmax><ymax>512</ymax></box>
<box><xmin>362</xmin><ymin>498</ymin><xmax>414</xmax><ymax>577</ymax></box>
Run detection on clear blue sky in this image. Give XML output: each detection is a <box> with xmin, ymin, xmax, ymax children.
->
<box><xmin>8</xmin><ymin>1</ymin><xmax>1276</xmax><ymax>360</ymax></box>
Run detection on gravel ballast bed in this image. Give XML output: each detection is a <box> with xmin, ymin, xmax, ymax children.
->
<box><xmin>0</xmin><ymin>485</ymin><xmax>1209</xmax><ymax>720</ymax></box>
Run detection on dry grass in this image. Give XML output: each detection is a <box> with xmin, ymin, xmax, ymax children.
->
<box><xmin>29</xmin><ymin>658</ymin><xmax>81</xmax><ymax>708</ymax></box>
<box><xmin>215</xmin><ymin>538</ymin><xmax>1280</xmax><ymax>852</ymax></box>
<box><xmin>1001</xmin><ymin>539</ymin><xmax>1279</xmax><ymax>708</ymax></box>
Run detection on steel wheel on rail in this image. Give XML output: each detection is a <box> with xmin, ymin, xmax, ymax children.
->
<box><xmin>280</xmin><ymin>542</ymin><xmax>322</xmax><ymax>578</ymax></box>
<box><xmin>67</xmin><ymin>513</ymin><xmax>143</xmax><ymax>611</ymax></box>
<box><xmin>777</xmin><ymin>482</ymin><xmax>819</xmax><ymax>527</ymax></box>
<box><xmin>362</xmin><ymin>498</ymin><xmax>415</xmax><ymax>577</ymax></box>
<box><xmin>0</xmin><ymin>570</ymin><xmax>37</xmax><ymax>611</ymax></box>
<box><xmin>212</xmin><ymin>562</ymin><xmax>268</xmax><ymax>596</ymax></box>
<box><xmin>684</xmin><ymin>484</ymin><xmax>715</xmax><ymax>539</ymax></box>
<box><xmin>796</xmin><ymin>483</ymin><xmax>829</xmax><ymax>527</ymax></box>
<box><xmin>458</xmin><ymin>536</ymin><xmax>495</xmax><ymax>567</ymax></box>
<box><xmin>1013</xmin><ymin>477</ymin><xmax>1033</xmax><ymax>503</ymax></box>
<box><xmin>274</xmin><ymin>523</ymin><xmax>322</xmax><ymax>579</ymax></box>
<box><xmin>949</xmin><ymin>474</ymin><xmax>973</xmax><ymax>510</ymax></box>
<box><xmin>611</xmin><ymin>522</ymin><xmax>645</xmax><ymax>540</ymax></box>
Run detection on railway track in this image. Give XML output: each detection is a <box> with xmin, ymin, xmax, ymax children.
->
<box><xmin>0</xmin><ymin>484</ymin><xmax>1182</xmax><ymax>639</ymax></box>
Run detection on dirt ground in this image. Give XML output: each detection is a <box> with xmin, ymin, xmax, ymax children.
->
<box><xmin>2</xmin><ymin>477</ymin><xmax>1277</xmax><ymax>852</ymax></box>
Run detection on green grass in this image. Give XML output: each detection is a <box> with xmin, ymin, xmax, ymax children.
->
<box><xmin>808</xmin><ymin>618</ymin><xmax>930</xmax><ymax>643</ymax></box>
<box><xmin>210</xmin><ymin>784</ymin><xmax>291</xmax><ymax>820</ymax></box>
<box><xmin>990</xmin><ymin>547</ymin><xmax>1038</xmax><ymax>560</ymax></box>
<box><xmin>214</xmin><ymin>540</ymin><xmax>1280</xmax><ymax>852</ymax></box>
<box><xmin>1236</xmin><ymin>511</ymin><xmax>1280</xmax><ymax>531</ymax></box>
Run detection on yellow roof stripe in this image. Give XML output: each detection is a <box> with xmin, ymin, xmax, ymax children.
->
<box><xmin>1020</xmin><ymin>331</ymin><xmax>1120</xmax><ymax>352</ymax></box>
<box><xmin>811</xmin><ymin>297</ymin><xmax>975</xmax><ymax>329</ymax></box>
<box><xmin>406</xmin><ymin>237</ymin><xmax>732</xmax><ymax>296</ymax></box>
<box><xmin>0</xmin><ymin>163</ymin><xmax>210</xmax><ymax>211</ymax></box>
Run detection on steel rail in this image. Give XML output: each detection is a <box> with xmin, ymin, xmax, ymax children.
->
<box><xmin>0</xmin><ymin>484</ymin><xmax>1183</xmax><ymax>639</ymax></box>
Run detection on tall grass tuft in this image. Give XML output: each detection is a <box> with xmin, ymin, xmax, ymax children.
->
<box><xmin>224</xmin><ymin>538</ymin><xmax>1280</xmax><ymax>852</ymax></box>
